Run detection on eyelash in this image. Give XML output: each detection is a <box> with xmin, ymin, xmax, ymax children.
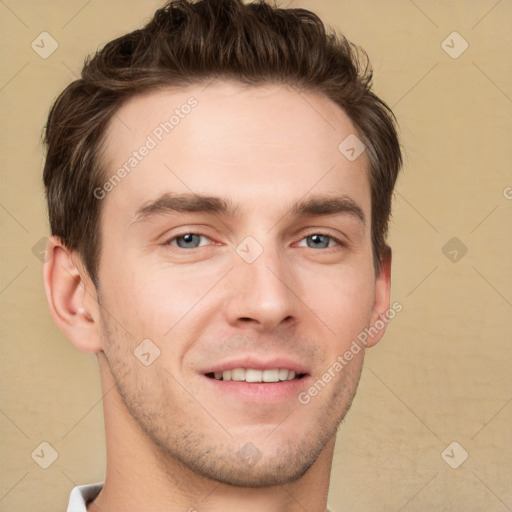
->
<box><xmin>163</xmin><ymin>231</ymin><xmax>345</xmax><ymax>251</ymax></box>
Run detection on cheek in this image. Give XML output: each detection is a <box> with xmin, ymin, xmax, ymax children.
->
<box><xmin>100</xmin><ymin>258</ymin><xmax>218</xmax><ymax>340</ymax></box>
<box><xmin>300</xmin><ymin>264</ymin><xmax>375</xmax><ymax>344</ymax></box>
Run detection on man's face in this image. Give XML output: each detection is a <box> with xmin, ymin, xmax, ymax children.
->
<box><xmin>93</xmin><ymin>81</ymin><xmax>388</xmax><ymax>486</ymax></box>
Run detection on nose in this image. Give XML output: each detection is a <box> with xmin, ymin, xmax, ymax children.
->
<box><xmin>223</xmin><ymin>243</ymin><xmax>299</xmax><ymax>332</ymax></box>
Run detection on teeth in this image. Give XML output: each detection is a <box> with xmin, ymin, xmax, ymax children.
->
<box><xmin>278</xmin><ymin>368</ymin><xmax>290</xmax><ymax>381</ymax></box>
<box><xmin>246</xmin><ymin>369</ymin><xmax>262</xmax><ymax>382</ymax></box>
<box><xmin>217</xmin><ymin>368</ymin><xmax>298</xmax><ymax>382</ymax></box>
<box><xmin>262</xmin><ymin>369</ymin><xmax>280</xmax><ymax>382</ymax></box>
<box><xmin>231</xmin><ymin>368</ymin><xmax>245</xmax><ymax>381</ymax></box>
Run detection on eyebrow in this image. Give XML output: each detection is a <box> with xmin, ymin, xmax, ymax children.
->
<box><xmin>131</xmin><ymin>192</ymin><xmax>365</xmax><ymax>226</ymax></box>
<box><xmin>290</xmin><ymin>195</ymin><xmax>365</xmax><ymax>225</ymax></box>
<box><xmin>132</xmin><ymin>193</ymin><xmax>238</xmax><ymax>224</ymax></box>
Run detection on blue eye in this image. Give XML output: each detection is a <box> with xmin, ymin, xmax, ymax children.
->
<box><xmin>170</xmin><ymin>233</ymin><xmax>209</xmax><ymax>249</ymax></box>
<box><xmin>299</xmin><ymin>234</ymin><xmax>340</xmax><ymax>249</ymax></box>
<box><xmin>165</xmin><ymin>232</ymin><xmax>342</xmax><ymax>252</ymax></box>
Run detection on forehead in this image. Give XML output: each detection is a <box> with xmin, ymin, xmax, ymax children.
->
<box><xmin>100</xmin><ymin>81</ymin><xmax>370</xmax><ymax>221</ymax></box>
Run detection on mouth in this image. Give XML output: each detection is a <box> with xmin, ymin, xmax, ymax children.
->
<box><xmin>205</xmin><ymin>368</ymin><xmax>307</xmax><ymax>383</ymax></box>
<box><xmin>201</xmin><ymin>359</ymin><xmax>310</xmax><ymax>403</ymax></box>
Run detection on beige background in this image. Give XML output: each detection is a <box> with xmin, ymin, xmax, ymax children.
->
<box><xmin>1</xmin><ymin>0</ymin><xmax>511</xmax><ymax>510</ymax></box>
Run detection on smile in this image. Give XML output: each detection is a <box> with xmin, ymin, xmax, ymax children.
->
<box><xmin>205</xmin><ymin>368</ymin><xmax>306</xmax><ymax>382</ymax></box>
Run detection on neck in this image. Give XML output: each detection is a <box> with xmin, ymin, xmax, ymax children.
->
<box><xmin>89</xmin><ymin>359</ymin><xmax>334</xmax><ymax>512</ymax></box>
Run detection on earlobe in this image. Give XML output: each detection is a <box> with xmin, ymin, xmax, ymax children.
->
<box><xmin>43</xmin><ymin>236</ymin><xmax>102</xmax><ymax>353</ymax></box>
<box><xmin>365</xmin><ymin>246</ymin><xmax>392</xmax><ymax>348</ymax></box>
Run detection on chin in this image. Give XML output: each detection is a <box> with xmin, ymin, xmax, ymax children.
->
<box><xmin>182</xmin><ymin>442</ymin><xmax>321</xmax><ymax>488</ymax></box>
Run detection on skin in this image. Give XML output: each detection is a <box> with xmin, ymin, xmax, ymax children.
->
<box><xmin>44</xmin><ymin>81</ymin><xmax>391</xmax><ymax>512</ymax></box>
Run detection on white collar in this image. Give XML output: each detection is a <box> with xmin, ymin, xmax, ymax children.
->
<box><xmin>67</xmin><ymin>483</ymin><xmax>103</xmax><ymax>512</ymax></box>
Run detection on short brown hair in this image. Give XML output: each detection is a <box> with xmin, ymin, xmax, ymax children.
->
<box><xmin>43</xmin><ymin>0</ymin><xmax>401</xmax><ymax>287</ymax></box>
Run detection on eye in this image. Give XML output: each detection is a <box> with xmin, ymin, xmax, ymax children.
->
<box><xmin>297</xmin><ymin>234</ymin><xmax>342</xmax><ymax>249</ymax></box>
<box><xmin>167</xmin><ymin>233</ymin><xmax>212</xmax><ymax>249</ymax></box>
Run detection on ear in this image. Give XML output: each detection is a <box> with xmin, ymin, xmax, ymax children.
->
<box><xmin>43</xmin><ymin>236</ymin><xmax>103</xmax><ymax>353</ymax></box>
<box><xmin>364</xmin><ymin>245</ymin><xmax>392</xmax><ymax>348</ymax></box>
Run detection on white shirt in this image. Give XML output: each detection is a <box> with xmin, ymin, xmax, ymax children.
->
<box><xmin>67</xmin><ymin>483</ymin><xmax>333</xmax><ymax>511</ymax></box>
<box><xmin>67</xmin><ymin>484</ymin><xmax>103</xmax><ymax>511</ymax></box>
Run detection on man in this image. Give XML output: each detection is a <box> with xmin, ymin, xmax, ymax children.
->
<box><xmin>43</xmin><ymin>0</ymin><xmax>402</xmax><ymax>510</ymax></box>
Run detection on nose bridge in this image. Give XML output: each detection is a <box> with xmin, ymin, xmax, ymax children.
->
<box><xmin>225</xmin><ymin>236</ymin><xmax>298</xmax><ymax>329</ymax></box>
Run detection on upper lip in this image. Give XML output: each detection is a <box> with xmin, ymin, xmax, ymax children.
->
<box><xmin>201</xmin><ymin>356</ymin><xmax>309</xmax><ymax>375</ymax></box>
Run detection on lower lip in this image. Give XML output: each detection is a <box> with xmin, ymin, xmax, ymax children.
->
<box><xmin>203</xmin><ymin>375</ymin><xmax>310</xmax><ymax>404</ymax></box>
